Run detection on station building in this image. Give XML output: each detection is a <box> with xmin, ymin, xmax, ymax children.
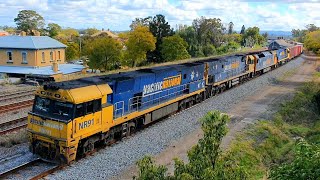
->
<box><xmin>0</xmin><ymin>36</ymin><xmax>86</xmax><ymax>81</ymax></box>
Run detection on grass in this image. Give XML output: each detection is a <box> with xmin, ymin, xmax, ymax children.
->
<box><xmin>0</xmin><ymin>129</ymin><xmax>28</xmax><ymax>148</ymax></box>
<box><xmin>223</xmin><ymin>81</ymin><xmax>320</xmax><ymax>179</ymax></box>
<box><xmin>58</xmin><ymin>46</ymin><xmax>266</xmax><ymax>82</ymax></box>
<box><xmin>276</xmin><ymin>67</ymin><xmax>299</xmax><ymax>82</ymax></box>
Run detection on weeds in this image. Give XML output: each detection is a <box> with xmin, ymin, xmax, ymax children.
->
<box><xmin>0</xmin><ymin>129</ymin><xmax>28</xmax><ymax>148</ymax></box>
<box><xmin>223</xmin><ymin>81</ymin><xmax>320</xmax><ymax>179</ymax></box>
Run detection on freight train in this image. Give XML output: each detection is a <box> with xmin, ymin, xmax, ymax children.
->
<box><xmin>27</xmin><ymin>44</ymin><xmax>303</xmax><ymax>164</ymax></box>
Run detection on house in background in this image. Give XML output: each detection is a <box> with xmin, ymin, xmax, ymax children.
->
<box><xmin>0</xmin><ymin>29</ymin><xmax>9</xmax><ymax>36</ymax></box>
<box><xmin>0</xmin><ymin>36</ymin><xmax>86</xmax><ymax>81</ymax></box>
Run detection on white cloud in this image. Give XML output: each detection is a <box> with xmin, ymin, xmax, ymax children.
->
<box><xmin>0</xmin><ymin>0</ymin><xmax>319</xmax><ymax>31</ymax></box>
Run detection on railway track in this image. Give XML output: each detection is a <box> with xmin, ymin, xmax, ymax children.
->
<box><xmin>0</xmin><ymin>117</ymin><xmax>28</xmax><ymax>135</ymax></box>
<box><xmin>0</xmin><ymin>90</ymin><xmax>34</xmax><ymax>102</ymax></box>
<box><xmin>0</xmin><ymin>158</ymin><xmax>62</xmax><ymax>180</ymax></box>
<box><xmin>0</xmin><ymin>99</ymin><xmax>33</xmax><ymax>114</ymax></box>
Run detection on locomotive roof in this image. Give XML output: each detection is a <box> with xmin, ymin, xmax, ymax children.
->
<box><xmin>45</xmin><ymin>50</ymin><xmax>268</xmax><ymax>90</ymax></box>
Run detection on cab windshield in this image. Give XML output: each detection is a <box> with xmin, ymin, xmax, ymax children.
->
<box><xmin>33</xmin><ymin>96</ymin><xmax>74</xmax><ymax>122</ymax></box>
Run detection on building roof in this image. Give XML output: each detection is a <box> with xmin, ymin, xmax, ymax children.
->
<box><xmin>273</xmin><ymin>39</ymin><xmax>293</xmax><ymax>47</ymax></box>
<box><xmin>0</xmin><ymin>64</ymin><xmax>84</xmax><ymax>75</ymax></box>
<box><xmin>0</xmin><ymin>36</ymin><xmax>67</xmax><ymax>49</ymax></box>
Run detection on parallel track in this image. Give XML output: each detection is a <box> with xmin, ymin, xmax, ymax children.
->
<box><xmin>0</xmin><ymin>158</ymin><xmax>62</xmax><ymax>180</ymax></box>
<box><xmin>0</xmin><ymin>117</ymin><xmax>28</xmax><ymax>135</ymax></box>
<box><xmin>0</xmin><ymin>90</ymin><xmax>34</xmax><ymax>102</ymax></box>
<box><xmin>0</xmin><ymin>99</ymin><xmax>33</xmax><ymax>114</ymax></box>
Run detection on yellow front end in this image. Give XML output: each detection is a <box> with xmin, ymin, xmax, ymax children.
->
<box><xmin>28</xmin><ymin>115</ymin><xmax>76</xmax><ymax>163</ymax></box>
<box><xmin>28</xmin><ymin>83</ymin><xmax>113</xmax><ymax>164</ymax></box>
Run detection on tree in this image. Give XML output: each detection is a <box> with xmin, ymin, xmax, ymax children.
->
<box><xmin>136</xmin><ymin>111</ymin><xmax>231</xmax><ymax>180</ymax></box>
<box><xmin>243</xmin><ymin>27</ymin><xmax>265</xmax><ymax>46</ymax></box>
<box><xmin>306</xmin><ymin>24</ymin><xmax>319</xmax><ymax>32</ymax></box>
<box><xmin>240</xmin><ymin>25</ymin><xmax>246</xmax><ymax>34</ymax></box>
<box><xmin>56</xmin><ymin>28</ymin><xmax>80</xmax><ymax>41</ymax></box>
<box><xmin>130</xmin><ymin>17</ymin><xmax>152</xmax><ymax>30</ymax></box>
<box><xmin>47</xmin><ymin>23</ymin><xmax>61</xmax><ymax>38</ymax></box>
<box><xmin>262</xmin><ymin>32</ymin><xmax>268</xmax><ymax>39</ymax></box>
<box><xmin>177</xmin><ymin>26</ymin><xmax>199</xmax><ymax>57</ymax></box>
<box><xmin>192</xmin><ymin>17</ymin><xmax>224</xmax><ymax>47</ymax></box>
<box><xmin>126</xmin><ymin>26</ymin><xmax>156</xmax><ymax>67</ymax></box>
<box><xmin>148</xmin><ymin>14</ymin><xmax>174</xmax><ymax>62</ymax></box>
<box><xmin>83</xmin><ymin>37</ymin><xmax>122</xmax><ymax>71</ymax></box>
<box><xmin>85</xmin><ymin>28</ymin><xmax>100</xmax><ymax>36</ymax></box>
<box><xmin>14</xmin><ymin>10</ymin><xmax>45</xmax><ymax>35</ymax></box>
<box><xmin>304</xmin><ymin>30</ymin><xmax>320</xmax><ymax>54</ymax></box>
<box><xmin>228</xmin><ymin>22</ymin><xmax>234</xmax><ymax>35</ymax></box>
<box><xmin>0</xmin><ymin>26</ymin><xmax>16</xmax><ymax>34</ymax></box>
<box><xmin>292</xmin><ymin>29</ymin><xmax>307</xmax><ymax>42</ymax></box>
<box><xmin>65</xmin><ymin>42</ymin><xmax>80</xmax><ymax>61</ymax></box>
<box><xmin>160</xmin><ymin>35</ymin><xmax>191</xmax><ymax>61</ymax></box>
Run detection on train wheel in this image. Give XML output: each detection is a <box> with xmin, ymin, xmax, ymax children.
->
<box><xmin>179</xmin><ymin>100</ymin><xmax>186</xmax><ymax>110</ymax></box>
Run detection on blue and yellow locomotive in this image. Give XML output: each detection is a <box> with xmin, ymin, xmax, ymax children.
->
<box><xmin>27</xmin><ymin>46</ymin><xmax>302</xmax><ymax>164</ymax></box>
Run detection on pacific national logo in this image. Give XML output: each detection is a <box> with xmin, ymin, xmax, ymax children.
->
<box><xmin>143</xmin><ymin>75</ymin><xmax>182</xmax><ymax>96</ymax></box>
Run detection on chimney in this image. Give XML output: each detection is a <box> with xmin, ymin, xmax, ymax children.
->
<box><xmin>20</xmin><ymin>31</ymin><xmax>26</xmax><ymax>36</ymax></box>
<box><xmin>52</xmin><ymin>62</ymin><xmax>59</xmax><ymax>73</ymax></box>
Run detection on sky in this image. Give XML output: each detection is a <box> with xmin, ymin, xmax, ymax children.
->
<box><xmin>0</xmin><ymin>0</ymin><xmax>320</xmax><ymax>31</ymax></box>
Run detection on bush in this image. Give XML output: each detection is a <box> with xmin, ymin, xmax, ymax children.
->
<box><xmin>203</xmin><ymin>44</ymin><xmax>216</xmax><ymax>57</ymax></box>
<box><xmin>270</xmin><ymin>140</ymin><xmax>320</xmax><ymax>180</ymax></box>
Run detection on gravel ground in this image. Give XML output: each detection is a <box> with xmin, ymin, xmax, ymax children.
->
<box><xmin>46</xmin><ymin>57</ymin><xmax>304</xmax><ymax>180</ymax></box>
<box><xmin>0</xmin><ymin>107</ymin><xmax>31</xmax><ymax>124</ymax></box>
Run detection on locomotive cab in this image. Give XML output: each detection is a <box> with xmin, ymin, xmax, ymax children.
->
<box><xmin>27</xmin><ymin>83</ymin><xmax>113</xmax><ymax>164</ymax></box>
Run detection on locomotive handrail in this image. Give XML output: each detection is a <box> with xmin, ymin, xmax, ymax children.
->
<box><xmin>128</xmin><ymin>83</ymin><xmax>189</xmax><ymax>114</ymax></box>
<box><xmin>114</xmin><ymin>101</ymin><xmax>125</xmax><ymax>119</ymax></box>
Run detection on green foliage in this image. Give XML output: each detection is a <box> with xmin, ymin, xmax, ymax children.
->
<box><xmin>278</xmin><ymin>82</ymin><xmax>320</xmax><ymax>124</ymax></box>
<box><xmin>55</xmin><ymin>28</ymin><xmax>80</xmax><ymax>42</ymax></box>
<box><xmin>126</xmin><ymin>26</ymin><xmax>156</xmax><ymax>67</ymax></box>
<box><xmin>136</xmin><ymin>111</ymin><xmax>231</xmax><ymax>180</ymax></box>
<box><xmin>292</xmin><ymin>29</ymin><xmax>308</xmax><ymax>43</ymax></box>
<box><xmin>242</xmin><ymin>27</ymin><xmax>266</xmax><ymax>46</ymax></box>
<box><xmin>148</xmin><ymin>14</ymin><xmax>174</xmax><ymax>62</ymax></box>
<box><xmin>177</xmin><ymin>26</ymin><xmax>199</xmax><ymax>57</ymax></box>
<box><xmin>135</xmin><ymin>156</ymin><xmax>168</xmax><ymax>180</ymax></box>
<box><xmin>304</xmin><ymin>30</ymin><xmax>320</xmax><ymax>54</ymax></box>
<box><xmin>202</xmin><ymin>44</ymin><xmax>216</xmax><ymax>57</ymax></box>
<box><xmin>192</xmin><ymin>17</ymin><xmax>224</xmax><ymax>48</ymax></box>
<box><xmin>270</xmin><ymin>140</ymin><xmax>320</xmax><ymax>180</ymax></box>
<box><xmin>0</xmin><ymin>25</ymin><xmax>16</xmax><ymax>34</ymax></box>
<box><xmin>135</xmin><ymin>82</ymin><xmax>320</xmax><ymax>180</ymax></box>
<box><xmin>130</xmin><ymin>17</ymin><xmax>152</xmax><ymax>30</ymax></box>
<box><xmin>14</xmin><ymin>10</ymin><xmax>45</xmax><ymax>34</ymax></box>
<box><xmin>65</xmin><ymin>42</ymin><xmax>80</xmax><ymax>61</ymax></box>
<box><xmin>83</xmin><ymin>37</ymin><xmax>122</xmax><ymax>71</ymax></box>
<box><xmin>85</xmin><ymin>28</ymin><xmax>100</xmax><ymax>36</ymax></box>
<box><xmin>215</xmin><ymin>140</ymin><xmax>265</xmax><ymax>179</ymax></box>
<box><xmin>306</xmin><ymin>24</ymin><xmax>319</xmax><ymax>32</ymax></box>
<box><xmin>249</xmin><ymin>121</ymin><xmax>293</xmax><ymax>166</ymax></box>
<box><xmin>47</xmin><ymin>23</ymin><xmax>61</xmax><ymax>37</ymax></box>
<box><xmin>160</xmin><ymin>35</ymin><xmax>191</xmax><ymax>61</ymax></box>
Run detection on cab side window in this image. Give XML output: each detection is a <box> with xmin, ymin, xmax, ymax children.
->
<box><xmin>86</xmin><ymin>101</ymin><xmax>94</xmax><ymax>114</ymax></box>
<box><xmin>93</xmin><ymin>99</ymin><xmax>101</xmax><ymax>112</ymax></box>
<box><xmin>75</xmin><ymin>104</ymin><xmax>85</xmax><ymax>118</ymax></box>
